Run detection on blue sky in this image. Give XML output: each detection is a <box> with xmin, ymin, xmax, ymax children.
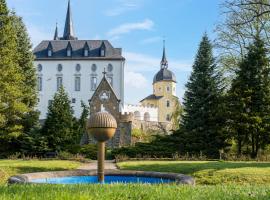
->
<box><xmin>7</xmin><ymin>0</ymin><xmax>223</xmax><ymax>104</ymax></box>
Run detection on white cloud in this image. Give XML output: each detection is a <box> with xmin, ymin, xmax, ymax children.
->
<box><xmin>104</xmin><ymin>0</ymin><xmax>141</xmax><ymax>16</ymax></box>
<box><xmin>123</xmin><ymin>51</ymin><xmax>192</xmax><ymax>72</ymax></box>
<box><xmin>124</xmin><ymin>71</ymin><xmax>148</xmax><ymax>89</ymax></box>
<box><xmin>141</xmin><ymin>36</ymin><xmax>163</xmax><ymax>44</ymax></box>
<box><xmin>107</xmin><ymin>19</ymin><xmax>154</xmax><ymax>37</ymax></box>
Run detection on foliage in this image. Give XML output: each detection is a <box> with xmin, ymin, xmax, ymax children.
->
<box><xmin>131</xmin><ymin>128</ymin><xmax>155</xmax><ymax>144</ymax></box>
<box><xmin>215</xmin><ymin>0</ymin><xmax>270</xmax><ymax>84</ymax></box>
<box><xmin>0</xmin><ymin>0</ymin><xmax>28</xmax><ymax>142</ymax></box>
<box><xmin>118</xmin><ymin>160</ymin><xmax>270</xmax><ymax>185</ymax></box>
<box><xmin>178</xmin><ymin>34</ymin><xmax>229</xmax><ymax>158</ymax></box>
<box><xmin>41</xmin><ymin>87</ymin><xmax>75</xmax><ymax>152</ymax></box>
<box><xmin>112</xmin><ymin>135</ymin><xmax>178</xmax><ymax>158</ymax></box>
<box><xmin>79</xmin><ymin>144</ymin><xmax>98</xmax><ymax>159</ymax></box>
<box><xmin>170</xmin><ymin>97</ymin><xmax>182</xmax><ymax>130</ymax></box>
<box><xmin>0</xmin><ymin>159</ymin><xmax>80</xmax><ymax>185</ymax></box>
<box><xmin>227</xmin><ymin>36</ymin><xmax>270</xmax><ymax>157</ymax></box>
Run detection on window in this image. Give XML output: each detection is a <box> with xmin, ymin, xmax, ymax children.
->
<box><xmin>57</xmin><ymin>77</ymin><xmax>63</xmax><ymax>90</ymax></box>
<box><xmin>67</xmin><ymin>49</ymin><xmax>71</xmax><ymax>57</ymax></box>
<box><xmin>166</xmin><ymin>114</ymin><xmax>170</xmax><ymax>121</ymax></box>
<box><xmin>72</xmin><ymin>98</ymin><xmax>76</xmax><ymax>103</ymax></box>
<box><xmin>84</xmin><ymin>49</ymin><xmax>88</xmax><ymax>57</ymax></box>
<box><xmin>57</xmin><ymin>64</ymin><xmax>63</xmax><ymax>72</ymax></box>
<box><xmin>101</xmin><ymin>49</ymin><xmax>105</xmax><ymax>57</ymax></box>
<box><xmin>38</xmin><ymin>64</ymin><xmax>42</xmax><ymax>72</ymax></box>
<box><xmin>91</xmin><ymin>64</ymin><xmax>97</xmax><ymax>72</ymax></box>
<box><xmin>167</xmin><ymin>100</ymin><xmax>170</xmax><ymax>107</ymax></box>
<box><xmin>167</xmin><ymin>86</ymin><xmax>170</xmax><ymax>92</ymax></box>
<box><xmin>107</xmin><ymin>76</ymin><xmax>113</xmax><ymax>86</ymax></box>
<box><xmin>75</xmin><ymin>76</ymin><xmax>80</xmax><ymax>91</ymax></box>
<box><xmin>76</xmin><ymin>64</ymin><xmax>81</xmax><ymax>72</ymax></box>
<box><xmin>91</xmin><ymin>77</ymin><xmax>97</xmax><ymax>90</ymax></box>
<box><xmin>37</xmin><ymin>77</ymin><xmax>42</xmax><ymax>91</ymax></box>
<box><xmin>107</xmin><ymin>64</ymin><xmax>113</xmax><ymax>72</ymax></box>
<box><xmin>48</xmin><ymin>50</ymin><xmax>52</xmax><ymax>57</ymax></box>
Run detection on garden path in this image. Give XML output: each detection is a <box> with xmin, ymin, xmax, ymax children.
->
<box><xmin>77</xmin><ymin>160</ymin><xmax>117</xmax><ymax>170</ymax></box>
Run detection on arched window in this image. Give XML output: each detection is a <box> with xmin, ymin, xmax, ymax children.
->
<box><xmin>167</xmin><ymin>100</ymin><xmax>170</xmax><ymax>107</ymax></box>
<box><xmin>84</xmin><ymin>49</ymin><xmax>89</xmax><ymax>57</ymax></box>
<box><xmin>48</xmin><ymin>50</ymin><xmax>52</xmax><ymax>57</ymax></box>
<box><xmin>134</xmin><ymin>111</ymin><xmax>141</xmax><ymax>120</ymax></box>
<box><xmin>166</xmin><ymin>114</ymin><xmax>170</xmax><ymax>121</ymax></box>
<box><xmin>144</xmin><ymin>112</ymin><xmax>150</xmax><ymax>121</ymax></box>
<box><xmin>167</xmin><ymin>86</ymin><xmax>170</xmax><ymax>92</ymax></box>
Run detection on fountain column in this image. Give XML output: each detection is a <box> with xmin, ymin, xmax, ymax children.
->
<box><xmin>87</xmin><ymin>112</ymin><xmax>117</xmax><ymax>183</ymax></box>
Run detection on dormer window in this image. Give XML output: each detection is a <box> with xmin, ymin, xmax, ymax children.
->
<box><xmin>48</xmin><ymin>50</ymin><xmax>52</xmax><ymax>57</ymax></box>
<box><xmin>47</xmin><ymin>42</ymin><xmax>53</xmax><ymax>57</ymax></box>
<box><xmin>100</xmin><ymin>41</ymin><xmax>106</xmax><ymax>57</ymax></box>
<box><xmin>101</xmin><ymin>49</ymin><xmax>105</xmax><ymax>57</ymax></box>
<box><xmin>67</xmin><ymin>49</ymin><xmax>71</xmax><ymax>57</ymax></box>
<box><xmin>84</xmin><ymin>49</ymin><xmax>88</xmax><ymax>57</ymax></box>
<box><xmin>66</xmin><ymin>42</ymin><xmax>72</xmax><ymax>57</ymax></box>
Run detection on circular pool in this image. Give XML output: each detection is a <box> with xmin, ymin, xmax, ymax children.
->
<box><xmin>30</xmin><ymin>175</ymin><xmax>173</xmax><ymax>184</ymax></box>
<box><xmin>8</xmin><ymin>170</ymin><xmax>195</xmax><ymax>185</ymax></box>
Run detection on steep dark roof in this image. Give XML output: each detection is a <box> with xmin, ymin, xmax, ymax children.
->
<box><xmin>33</xmin><ymin>40</ymin><xmax>124</xmax><ymax>60</ymax></box>
<box><xmin>140</xmin><ymin>94</ymin><xmax>163</xmax><ymax>102</ymax></box>
<box><xmin>153</xmin><ymin>68</ymin><xmax>176</xmax><ymax>84</ymax></box>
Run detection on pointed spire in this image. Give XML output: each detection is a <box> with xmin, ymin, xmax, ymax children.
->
<box><xmin>54</xmin><ymin>22</ymin><xmax>59</xmax><ymax>40</ymax></box>
<box><xmin>161</xmin><ymin>40</ymin><xmax>168</xmax><ymax>69</ymax></box>
<box><xmin>63</xmin><ymin>0</ymin><xmax>77</xmax><ymax>40</ymax></box>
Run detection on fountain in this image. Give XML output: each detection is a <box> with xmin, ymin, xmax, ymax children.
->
<box><xmin>86</xmin><ymin>111</ymin><xmax>117</xmax><ymax>183</ymax></box>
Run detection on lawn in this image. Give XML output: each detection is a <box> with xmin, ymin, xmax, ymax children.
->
<box><xmin>0</xmin><ymin>159</ymin><xmax>81</xmax><ymax>185</ymax></box>
<box><xmin>0</xmin><ymin>160</ymin><xmax>270</xmax><ymax>200</ymax></box>
<box><xmin>0</xmin><ymin>184</ymin><xmax>269</xmax><ymax>200</ymax></box>
<box><xmin>117</xmin><ymin>161</ymin><xmax>270</xmax><ymax>185</ymax></box>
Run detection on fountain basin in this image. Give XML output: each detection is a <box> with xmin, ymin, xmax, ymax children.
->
<box><xmin>8</xmin><ymin>170</ymin><xmax>195</xmax><ymax>185</ymax></box>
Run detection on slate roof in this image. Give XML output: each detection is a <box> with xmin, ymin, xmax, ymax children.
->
<box><xmin>140</xmin><ymin>94</ymin><xmax>163</xmax><ymax>102</ymax></box>
<box><xmin>153</xmin><ymin>68</ymin><xmax>176</xmax><ymax>84</ymax></box>
<box><xmin>33</xmin><ymin>40</ymin><xmax>124</xmax><ymax>60</ymax></box>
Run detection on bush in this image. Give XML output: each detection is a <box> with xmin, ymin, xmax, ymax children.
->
<box><xmin>79</xmin><ymin>144</ymin><xmax>98</xmax><ymax>160</ymax></box>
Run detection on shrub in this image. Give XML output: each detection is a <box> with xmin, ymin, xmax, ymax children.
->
<box><xmin>79</xmin><ymin>144</ymin><xmax>98</xmax><ymax>160</ymax></box>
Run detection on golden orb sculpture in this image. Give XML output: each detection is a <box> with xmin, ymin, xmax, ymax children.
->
<box><xmin>87</xmin><ymin>112</ymin><xmax>117</xmax><ymax>142</ymax></box>
<box><xmin>87</xmin><ymin>111</ymin><xmax>117</xmax><ymax>183</ymax></box>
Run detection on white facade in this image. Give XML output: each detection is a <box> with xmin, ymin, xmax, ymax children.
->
<box><xmin>122</xmin><ymin>104</ymin><xmax>158</xmax><ymax>122</ymax></box>
<box><xmin>35</xmin><ymin>60</ymin><xmax>124</xmax><ymax>119</ymax></box>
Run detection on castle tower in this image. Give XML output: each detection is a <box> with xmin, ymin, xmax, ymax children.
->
<box><xmin>140</xmin><ymin>41</ymin><xmax>178</xmax><ymax>122</ymax></box>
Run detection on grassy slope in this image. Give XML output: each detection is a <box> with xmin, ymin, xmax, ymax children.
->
<box><xmin>0</xmin><ymin>184</ymin><xmax>269</xmax><ymax>200</ymax></box>
<box><xmin>0</xmin><ymin>160</ymin><xmax>81</xmax><ymax>185</ymax></box>
<box><xmin>118</xmin><ymin>161</ymin><xmax>270</xmax><ymax>185</ymax></box>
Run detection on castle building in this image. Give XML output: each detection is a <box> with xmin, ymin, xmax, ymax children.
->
<box><xmin>33</xmin><ymin>0</ymin><xmax>125</xmax><ymax>119</ymax></box>
<box><xmin>140</xmin><ymin>43</ymin><xmax>178</xmax><ymax>123</ymax></box>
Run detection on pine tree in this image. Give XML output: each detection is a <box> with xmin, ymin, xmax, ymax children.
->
<box><xmin>228</xmin><ymin>36</ymin><xmax>270</xmax><ymax>157</ymax></box>
<box><xmin>180</xmin><ymin>34</ymin><xmax>228</xmax><ymax>157</ymax></box>
<box><xmin>11</xmin><ymin>12</ymin><xmax>39</xmax><ymax>134</ymax></box>
<box><xmin>0</xmin><ymin>0</ymin><xmax>28</xmax><ymax>143</ymax></box>
<box><xmin>41</xmin><ymin>87</ymin><xmax>74</xmax><ymax>152</ymax></box>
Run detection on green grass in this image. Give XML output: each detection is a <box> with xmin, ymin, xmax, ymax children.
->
<box><xmin>118</xmin><ymin>161</ymin><xmax>270</xmax><ymax>185</ymax></box>
<box><xmin>0</xmin><ymin>160</ymin><xmax>270</xmax><ymax>199</ymax></box>
<box><xmin>0</xmin><ymin>184</ymin><xmax>269</xmax><ymax>200</ymax></box>
<box><xmin>0</xmin><ymin>159</ymin><xmax>81</xmax><ymax>185</ymax></box>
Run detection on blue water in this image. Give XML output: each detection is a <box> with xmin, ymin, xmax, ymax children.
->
<box><xmin>30</xmin><ymin>176</ymin><xmax>174</xmax><ymax>184</ymax></box>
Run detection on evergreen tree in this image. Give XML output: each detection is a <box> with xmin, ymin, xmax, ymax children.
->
<box><xmin>0</xmin><ymin>0</ymin><xmax>28</xmax><ymax>146</ymax></box>
<box><xmin>228</xmin><ymin>36</ymin><xmax>270</xmax><ymax>157</ymax></box>
<box><xmin>41</xmin><ymin>87</ymin><xmax>74</xmax><ymax>152</ymax></box>
<box><xmin>179</xmin><ymin>34</ymin><xmax>228</xmax><ymax>157</ymax></box>
<box><xmin>11</xmin><ymin>12</ymin><xmax>39</xmax><ymax>134</ymax></box>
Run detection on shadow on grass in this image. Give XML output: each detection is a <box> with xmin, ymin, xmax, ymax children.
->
<box><xmin>120</xmin><ymin>161</ymin><xmax>270</xmax><ymax>175</ymax></box>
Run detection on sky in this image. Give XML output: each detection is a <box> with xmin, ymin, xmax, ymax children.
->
<box><xmin>6</xmin><ymin>0</ymin><xmax>223</xmax><ymax>104</ymax></box>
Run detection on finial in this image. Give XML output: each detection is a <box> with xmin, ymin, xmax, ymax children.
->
<box><xmin>161</xmin><ymin>38</ymin><xmax>168</xmax><ymax>69</ymax></box>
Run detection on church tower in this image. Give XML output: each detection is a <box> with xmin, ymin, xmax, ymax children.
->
<box><xmin>141</xmin><ymin>41</ymin><xmax>178</xmax><ymax>122</ymax></box>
